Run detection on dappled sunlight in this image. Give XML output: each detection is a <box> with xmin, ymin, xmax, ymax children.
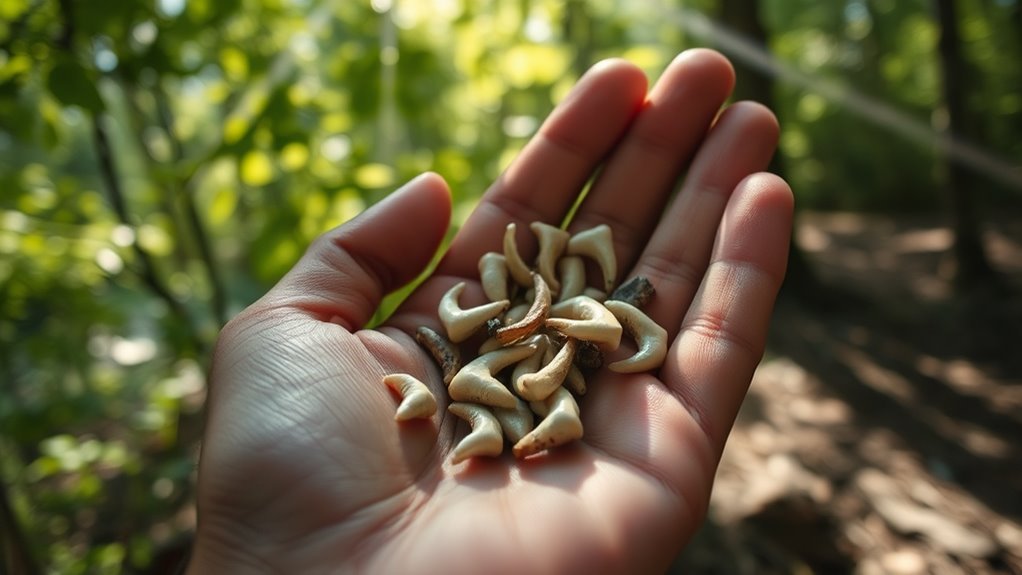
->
<box><xmin>659</xmin><ymin>3</ymin><xmax>1022</xmax><ymax>194</ymax></box>
<box><xmin>917</xmin><ymin>356</ymin><xmax>1022</xmax><ymax>415</ymax></box>
<box><xmin>797</xmin><ymin>212</ymin><xmax>1022</xmax><ymax>303</ymax></box>
<box><xmin>892</xmin><ymin>228</ymin><xmax>954</xmax><ymax>254</ymax></box>
<box><xmin>836</xmin><ymin>342</ymin><xmax>917</xmax><ymax>402</ymax></box>
<box><xmin>678</xmin><ymin>339</ymin><xmax>1022</xmax><ymax>571</ymax></box>
<box><xmin>3</xmin><ymin>0</ymin><xmax>1021</xmax><ymax>572</ymax></box>
<box><xmin>676</xmin><ymin>205</ymin><xmax>1022</xmax><ymax>571</ymax></box>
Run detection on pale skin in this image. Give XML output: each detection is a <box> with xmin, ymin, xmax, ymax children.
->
<box><xmin>188</xmin><ymin>49</ymin><xmax>794</xmax><ymax>574</ymax></box>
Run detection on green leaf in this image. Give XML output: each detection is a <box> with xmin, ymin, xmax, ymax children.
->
<box><xmin>46</xmin><ymin>58</ymin><xmax>105</xmax><ymax>114</ymax></box>
<box><xmin>0</xmin><ymin>0</ymin><xmax>30</xmax><ymax>21</ymax></box>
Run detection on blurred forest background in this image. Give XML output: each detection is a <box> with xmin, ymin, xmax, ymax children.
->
<box><xmin>1</xmin><ymin>0</ymin><xmax>1020</xmax><ymax>573</ymax></box>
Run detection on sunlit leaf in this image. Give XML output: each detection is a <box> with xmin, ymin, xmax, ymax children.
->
<box><xmin>208</xmin><ymin>186</ymin><xmax>238</xmax><ymax>225</ymax></box>
<box><xmin>254</xmin><ymin>236</ymin><xmax>301</xmax><ymax>282</ymax></box>
<box><xmin>219</xmin><ymin>46</ymin><xmax>249</xmax><ymax>81</ymax></box>
<box><xmin>26</xmin><ymin>456</ymin><xmax>62</xmax><ymax>480</ymax></box>
<box><xmin>501</xmin><ymin>44</ymin><xmax>570</xmax><ymax>88</ymax></box>
<box><xmin>328</xmin><ymin>188</ymin><xmax>366</xmax><ymax>229</ymax></box>
<box><xmin>280</xmin><ymin>142</ymin><xmax>309</xmax><ymax>171</ymax></box>
<box><xmin>240</xmin><ymin>150</ymin><xmax>276</xmax><ymax>186</ymax></box>
<box><xmin>353</xmin><ymin>162</ymin><xmax>394</xmax><ymax>189</ymax></box>
<box><xmin>137</xmin><ymin>223</ymin><xmax>174</xmax><ymax>256</ymax></box>
<box><xmin>0</xmin><ymin>0</ymin><xmax>30</xmax><ymax>21</ymax></box>
<box><xmin>223</xmin><ymin>116</ymin><xmax>249</xmax><ymax>144</ymax></box>
<box><xmin>620</xmin><ymin>45</ymin><xmax>669</xmax><ymax>74</ymax></box>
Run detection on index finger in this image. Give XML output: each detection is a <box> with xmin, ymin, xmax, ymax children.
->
<box><xmin>434</xmin><ymin>59</ymin><xmax>648</xmax><ymax>280</ymax></box>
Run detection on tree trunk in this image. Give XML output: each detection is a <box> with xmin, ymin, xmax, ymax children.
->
<box><xmin>1</xmin><ymin>478</ymin><xmax>41</xmax><ymax>575</ymax></box>
<box><xmin>563</xmin><ymin>0</ymin><xmax>596</xmax><ymax>77</ymax></box>
<box><xmin>717</xmin><ymin>0</ymin><xmax>821</xmax><ymax>301</ymax></box>
<box><xmin>935</xmin><ymin>0</ymin><xmax>997</xmax><ymax>289</ymax></box>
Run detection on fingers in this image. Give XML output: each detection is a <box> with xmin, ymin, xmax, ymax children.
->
<box><xmin>261</xmin><ymin>173</ymin><xmax>452</xmax><ymax>330</ymax></box>
<box><xmin>567</xmin><ymin>49</ymin><xmax>735</xmax><ymax>274</ymax></box>
<box><xmin>662</xmin><ymin>172</ymin><xmax>793</xmax><ymax>454</ymax></box>
<box><xmin>435</xmin><ymin>59</ymin><xmax>648</xmax><ymax>280</ymax></box>
<box><xmin>628</xmin><ymin>101</ymin><xmax>780</xmax><ymax>339</ymax></box>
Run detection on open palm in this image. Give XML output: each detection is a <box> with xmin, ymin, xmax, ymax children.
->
<box><xmin>189</xmin><ymin>49</ymin><xmax>793</xmax><ymax>574</ymax></box>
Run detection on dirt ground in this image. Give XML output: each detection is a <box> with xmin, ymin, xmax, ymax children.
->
<box><xmin>670</xmin><ymin>211</ymin><xmax>1022</xmax><ymax>574</ymax></box>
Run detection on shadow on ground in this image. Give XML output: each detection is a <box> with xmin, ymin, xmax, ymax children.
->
<box><xmin>671</xmin><ymin>212</ymin><xmax>1022</xmax><ymax>574</ymax></box>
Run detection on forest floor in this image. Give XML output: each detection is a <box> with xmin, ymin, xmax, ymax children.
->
<box><xmin>671</xmin><ymin>211</ymin><xmax>1022</xmax><ymax>574</ymax></box>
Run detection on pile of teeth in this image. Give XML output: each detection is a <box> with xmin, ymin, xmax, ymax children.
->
<box><xmin>383</xmin><ymin>222</ymin><xmax>668</xmax><ymax>462</ymax></box>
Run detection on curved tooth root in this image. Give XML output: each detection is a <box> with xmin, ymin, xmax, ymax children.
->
<box><xmin>503</xmin><ymin>223</ymin><xmax>535</xmax><ymax>287</ymax></box>
<box><xmin>448</xmin><ymin>342</ymin><xmax>537</xmax><ymax>409</ymax></box>
<box><xmin>510</xmin><ymin>334</ymin><xmax>549</xmax><ymax>385</ymax></box>
<box><xmin>556</xmin><ymin>256</ymin><xmax>586</xmax><ymax>303</ymax></box>
<box><xmin>439</xmin><ymin>281</ymin><xmax>509</xmax><ymax>343</ymax></box>
<box><xmin>515</xmin><ymin>338</ymin><xmax>577</xmax><ymax>402</ymax></box>
<box><xmin>544</xmin><ymin>295</ymin><xmax>622</xmax><ymax>350</ymax></box>
<box><xmin>478</xmin><ymin>252</ymin><xmax>510</xmax><ymax>302</ymax></box>
<box><xmin>562</xmin><ymin>364</ymin><xmax>587</xmax><ymax>396</ymax></box>
<box><xmin>383</xmin><ymin>374</ymin><xmax>438</xmax><ymax>421</ymax></box>
<box><xmin>504</xmin><ymin>302</ymin><xmax>532</xmax><ymax>325</ymax></box>
<box><xmin>513</xmin><ymin>386</ymin><xmax>583</xmax><ymax>458</ymax></box>
<box><xmin>493</xmin><ymin>396</ymin><xmax>535</xmax><ymax>444</ymax></box>
<box><xmin>604</xmin><ymin>300</ymin><xmax>668</xmax><ymax>373</ymax></box>
<box><xmin>530</xmin><ymin>222</ymin><xmax>570</xmax><ymax>294</ymax></box>
<box><xmin>566</xmin><ymin>224</ymin><xmax>617</xmax><ymax>293</ymax></box>
<box><xmin>448</xmin><ymin>403</ymin><xmax>504</xmax><ymax>463</ymax></box>
<box><xmin>495</xmin><ymin>272</ymin><xmax>551</xmax><ymax>345</ymax></box>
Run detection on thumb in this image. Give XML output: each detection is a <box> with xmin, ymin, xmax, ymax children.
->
<box><xmin>265</xmin><ymin>172</ymin><xmax>452</xmax><ymax>330</ymax></box>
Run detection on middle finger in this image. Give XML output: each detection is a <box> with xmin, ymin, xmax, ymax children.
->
<box><xmin>566</xmin><ymin>49</ymin><xmax>736</xmax><ymax>281</ymax></box>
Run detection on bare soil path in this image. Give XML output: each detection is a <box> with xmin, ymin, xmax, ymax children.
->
<box><xmin>671</xmin><ymin>211</ymin><xmax>1022</xmax><ymax>574</ymax></box>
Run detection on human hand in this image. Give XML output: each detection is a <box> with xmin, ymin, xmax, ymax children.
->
<box><xmin>188</xmin><ymin>49</ymin><xmax>793</xmax><ymax>574</ymax></box>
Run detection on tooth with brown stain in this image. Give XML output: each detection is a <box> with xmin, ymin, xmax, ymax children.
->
<box><xmin>513</xmin><ymin>386</ymin><xmax>583</xmax><ymax>458</ymax></box>
<box><xmin>495</xmin><ymin>272</ymin><xmax>551</xmax><ymax>345</ymax></box>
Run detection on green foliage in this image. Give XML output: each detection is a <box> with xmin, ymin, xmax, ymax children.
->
<box><xmin>764</xmin><ymin>0</ymin><xmax>1022</xmax><ymax>210</ymax></box>
<box><xmin>1</xmin><ymin>0</ymin><xmax>1019</xmax><ymax>571</ymax></box>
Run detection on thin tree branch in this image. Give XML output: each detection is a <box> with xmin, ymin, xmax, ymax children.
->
<box><xmin>91</xmin><ymin>115</ymin><xmax>205</xmax><ymax>352</ymax></box>
<box><xmin>114</xmin><ymin>82</ymin><xmax>192</xmax><ymax>269</ymax></box>
<box><xmin>156</xmin><ymin>86</ymin><xmax>229</xmax><ymax>326</ymax></box>
<box><xmin>56</xmin><ymin>0</ymin><xmax>206</xmax><ymax>355</ymax></box>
